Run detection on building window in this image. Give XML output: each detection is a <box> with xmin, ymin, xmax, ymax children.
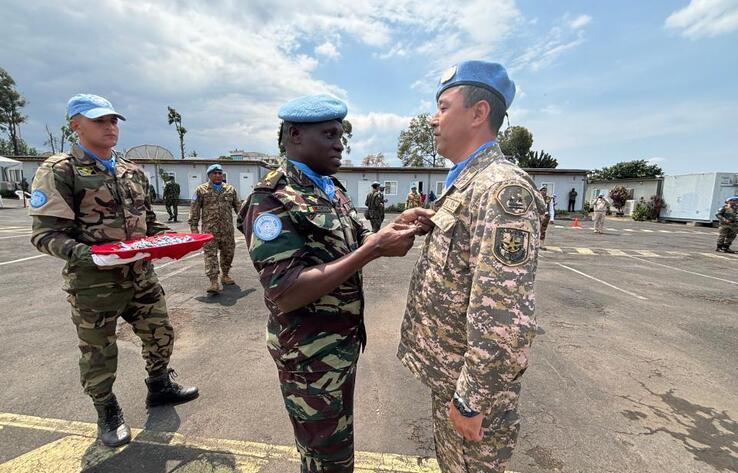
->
<box><xmin>435</xmin><ymin>181</ymin><xmax>445</xmax><ymax>196</ymax></box>
<box><xmin>384</xmin><ymin>181</ymin><xmax>398</xmax><ymax>196</ymax></box>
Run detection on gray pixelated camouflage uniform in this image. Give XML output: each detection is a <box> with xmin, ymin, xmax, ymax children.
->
<box><xmin>716</xmin><ymin>203</ymin><xmax>738</xmax><ymax>248</ymax></box>
<box><xmin>397</xmin><ymin>143</ymin><xmax>544</xmax><ymax>473</ymax></box>
<box><xmin>29</xmin><ymin>144</ymin><xmax>173</xmax><ymax>403</ymax></box>
<box><xmin>189</xmin><ymin>182</ymin><xmax>240</xmax><ymax>279</ymax></box>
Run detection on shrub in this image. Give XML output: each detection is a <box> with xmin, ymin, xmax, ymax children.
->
<box><xmin>385</xmin><ymin>203</ymin><xmax>406</xmax><ymax>213</ymax></box>
<box><xmin>631</xmin><ymin>203</ymin><xmax>649</xmax><ymax>221</ymax></box>
<box><xmin>646</xmin><ymin>195</ymin><xmax>666</xmax><ymax>220</ymax></box>
<box><xmin>583</xmin><ymin>200</ymin><xmax>593</xmax><ymax>213</ymax></box>
<box><xmin>609</xmin><ymin>186</ymin><xmax>629</xmax><ymax>216</ymax></box>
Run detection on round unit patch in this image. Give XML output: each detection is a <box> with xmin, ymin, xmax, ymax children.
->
<box><xmin>253</xmin><ymin>213</ymin><xmax>282</xmax><ymax>241</ymax></box>
<box><xmin>440</xmin><ymin>65</ymin><xmax>457</xmax><ymax>84</ymax></box>
<box><xmin>30</xmin><ymin>190</ymin><xmax>48</xmax><ymax>209</ymax></box>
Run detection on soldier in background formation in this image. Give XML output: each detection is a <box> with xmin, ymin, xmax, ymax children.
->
<box><xmin>163</xmin><ymin>175</ymin><xmax>181</xmax><ymax>222</ymax></box>
<box><xmin>189</xmin><ymin>164</ymin><xmax>241</xmax><ymax>294</ymax></box>
<box><xmin>398</xmin><ymin>60</ymin><xmax>544</xmax><ymax>473</ymax></box>
<box><xmin>592</xmin><ymin>194</ymin><xmax>608</xmax><ymax>234</ymax></box>
<box><xmin>365</xmin><ymin>181</ymin><xmax>385</xmax><ymax>232</ymax></box>
<box><xmin>405</xmin><ymin>185</ymin><xmax>421</xmax><ymax>209</ymax></box>
<box><xmin>539</xmin><ymin>185</ymin><xmax>552</xmax><ymax>249</ymax></box>
<box><xmin>715</xmin><ymin>196</ymin><xmax>738</xmax><ymax>253</ymax></box>
<box><xmin>239</xmin><ymin>94</ymin><xmax>433</xmax><ymax>473</ymax></box>
<box><xmin>29</xmin><ymin>94</ymin><xmax>198</xmax><ymax>447</ymax></box>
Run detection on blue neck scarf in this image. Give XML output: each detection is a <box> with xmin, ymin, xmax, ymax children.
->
<box><xmin>444</xmin><ymin>140</ymin><xmax>496</xmax><ymax>189</ymax></box>
<box><xmin>79</xmin><ymin>144</ymin><xmax>115</xmax><ymax>174</ymax></box>
<box><xmin>289</xmin><ymin>160</ymin><xmax>336</xmax><ymax>200</ymax></box>
<box><xmin>211</xmin><ymin>182</ymin><xmax>223</xmax><ymax>192</ymax></box>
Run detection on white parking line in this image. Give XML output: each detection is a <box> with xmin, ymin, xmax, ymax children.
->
<box><xmin>0</xmin><ymin>254</ymin><xmax>47</xmax><ymax>266</ymax></box>
<box><xmin>626</xmin><ymin>256</ymin><xmax>737</xmax><ymax>285</ymax></box>
<box><xmin>0</xmin><ymin>234</ymin><xmax>32</xmax><ymax>240</ymax></box>
<box><xmin>556</xmin><ymin>263</ymin><xmax>648</xmax><ymax>300</ymax></box>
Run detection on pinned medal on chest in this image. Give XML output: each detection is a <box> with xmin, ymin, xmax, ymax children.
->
<box><xmin>91</xmin><ymin>232</ymin><xmax>214</xmax><ymax>261</ymax></box>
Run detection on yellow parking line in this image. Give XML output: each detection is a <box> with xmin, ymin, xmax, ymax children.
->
<box><xmin>545</xmin><ymin>246</ymin><xmax>563</xmax><ymax>252</ymax></box>
<box><xmin>605</xmin><ymin>249</ymin><xmax>628</xmax><ymax>256</ymax></box>
<box><xmin>699</xmin><ymin>252</ymin><xmax>732</xmax><ymax>260</ymax></box>
<box><xmin>574</xmin><ymin>248</ymin><xmax>595</xmax><ymax>255</ymax></box>
<box><xmin>634</xmin><ymin>250</ymin><xmax>659</xmax><ymax>257</ymax></box>
<box><xmin>0</xmin><ymin>412</ymin><xmax>443</xmax><ymax>473</ymax></box>
<box><xmin>641</xmin><ymin>229</ymin><xmax>654</xmax><ymax>233</ymax></box>
<box><xmin>0</xmin><ymin>435</ymin><xmax>123</xmax><ymax>472</ymax></box>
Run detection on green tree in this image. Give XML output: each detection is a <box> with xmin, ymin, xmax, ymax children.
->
<box><xmin>167</xmin><ymin>106</ymin><xmax>187</xmax><ymax>159</ymax></box>
<box><xmin>277</xmin><ymin>119</ymin><xmax>353</xmax><ymax>157</ymax></box>
<box><xmin>518</xmin><ymin>149</ymin><xmax>558</xmax><ymax>168</ymax></box>
<box><xmin>397</xmin><ymin>113</ymin><xmax>441</xmax><ymax>167</ymax></box>
<box><xmin>361</xmin><ymin>152</ymin><xmax>387</xmax><ymax>166</ymax></box>
<box><xmin>60</xmin><ymin>117</ymin><xmax>78</xmax><ymax>154</ymax></box>
<box><xmin>590</xmin><ymin>160</ymin><xmax>664</xmax><ymax>180</ymax></box>
<box><xmin>0</xmin><ymin>137</ymin><xmax>37</xmax><ymax>156</ymax></box>
<box><xmin>0</xmin><ymin>68</ymin><xmax>28</xmax><ymax>155</ymax></box>
<box><xmin>498</xmin><ymin>125</ymin><xmax>533</xmax><ymax>162</ymax></box>
<box><xmin>609</xmin><ymin>185</ymin><xmax>629</xmax><ymax>216</ymax></box>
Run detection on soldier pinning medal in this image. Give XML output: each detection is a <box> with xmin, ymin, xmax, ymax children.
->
<box><xmin>716</xmin><ymin>196</ymin><xmax>738</xmax><ymax>253</ymax></box>
<box><xmin>189</xmin><ymin>163</ymin><xmax>241</xmax><ymax>294</ymax></box>
<box><xmin>238</xmin><ymin>94</ymin><xmax>433</xmax><ymax>473</ymax></box>
<box><xmin>29</xmin><ymin>94</ymin><xmax>198</xmax><ymax>447</ymax></box>
<box><xmin>397</xmin><ymin>61</ymin><xmax>545</xmax><ymax>473</ymax></box>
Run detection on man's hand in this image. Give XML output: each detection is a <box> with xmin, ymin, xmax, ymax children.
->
<box><xmin>91</xmin><ymin>252</ymin><xmax>150</xmax><ymax>267</ymax></box>
<box><xmin>364</xmin><ymin>222</ymin><xmax>416</xmax><ymax>257</ymax></box>
<box><xmin>447</xmin><ymin>400</ymin><xmax>484</xmax><ymax>442</ymax></box>
<box><xmin>395</xmin><ymin>207</ymin><xmax>435</xmax><ymax>236</ymax></box>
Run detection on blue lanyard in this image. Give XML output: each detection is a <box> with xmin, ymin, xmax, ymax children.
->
<box><xmin>444</xmin><ymin>140</ymin><xmax>496</xmax><ymax>188</ymax></box>
<box><xmin>289</xmin><ymin>160</ymin><xmax>336</xmax><ymax>200</ymax></box>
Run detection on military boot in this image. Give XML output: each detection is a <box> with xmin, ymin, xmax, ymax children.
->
<box><xmin>221</xmin><ymin>274</ymin><xmax>235</xmax><ymax>285</ymax></box>
<box><xmin>724</xmin><ymin>246</ymin><xmax>736</xmax><ymax>254</ymax></box>
<box><xmin>207</xmin><ymin>278</ymin><xmax>220</xmax><ymax>294</ymax></box>
<box><xmin>94</xmin><ymin>395</ymin><xmax>131</xmax><ymax>447</ymax></box>
<box><xmin>146</xmin><ymin>369</ymin><xmax>199</xmax><ymax>408</ymax></box>
<box><xmin>716</xmin><ymin>245</ymin><xmax>725</xmax><ymax>252</ymax></box>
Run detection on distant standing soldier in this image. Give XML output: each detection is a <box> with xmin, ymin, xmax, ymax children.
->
<box><xmin>365</xmin><ymin>181</ymin><xmax>385</xmax><ymax>232</ymax></box>
<box><xmin>239</xmin><ymin>94</ymin><xmax>432</xmax><ymax>473</ymax></box>
<box><xmin>592</xmin><ymin>194</ymin><xmax>607</xmax><ymax>234</ymax></box>
<box><xmin>568</xmin><ymin>187</ymin><xmax>577</xmax><ymax>212</ymax></box>
<box><xmin>398</xmin><ymin>61</ymin><xmax>545</xmax><ymax>473</ymax></box>
<box><xmin>189</xmin><ymin>164</ymin><xmax>241</xmax><ymax>294</ymax></box>
<box><xmin>29</xmin><ymin>94</ymin><xmax>198</xmax><ymax>447</ymax></box>
<box><xmin>406</xmin><ymin>186</ymin><xmax>421</xmax><ymax>209</ymax></box>
<box><xmin>715</xmin><ymin>196</ymin><xmax>738</xmax><ymax>253</ymax></box>
<box><xmin>163</xmin><ymin>176</ymin><xmax>181</xmax><ymax>222</ymax></box>
<box><xmin>539</xmin><ymin>185</ymin><xmax>552</xmax><ymax>249</ymax></box>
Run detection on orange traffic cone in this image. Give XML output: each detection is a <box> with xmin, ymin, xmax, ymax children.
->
<box><xmin>571</xmin><ymin>217</ymin><xmax>581</xmax><ymax>228</ymax></box>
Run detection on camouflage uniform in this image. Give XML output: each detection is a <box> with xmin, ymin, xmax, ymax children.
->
<box><xmin>406</xmin><ymin>191</ymin><xmax>422</xmax><ymax>209</ymax></box>
<box><xmin>29</xmin><ymin>144</ymin><xmax>174</xmax><ymax>403</ymax></box>
<box><xmin>716</xmin><ymin>202</ymin><xmax>738</xmax><ymax>250</ymax></box>
<box><xmin>540</xmin><ymin>194</ymin><xmax>552</xmax><ymax>243</ymax></box>
<box><xmin>593</xmin><ymin>198</ymin><xmax>607</xmax><ymax>233</ymax></box>
<box><xmin>163</xmin><ymin>180</ymin><xmax>181</xmax><ymax>221</ymax></box>
<box><xmin>365</xmin><ymin>189</ymin><xmax>384</xmax><ymax>232</ymax></box>
<box><xmin>397</xmin><ymin>143</ymin><xmax>544</xmax><ymax>473</ymax></box>
<box><xmin>189</xmin><ymin>182</ymin><xmax>240</xmax><ymax>280</ymax></box>
<box><xmin>239</xmin><ymin>160</ymin><xmax>371</xmax><ymax>473</ymax></box>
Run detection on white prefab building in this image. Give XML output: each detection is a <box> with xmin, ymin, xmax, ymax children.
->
<box><xmin>586</xmin><ymin>178</ymin><xmax>664</xmax><ymax>215</ymax></box>
<box><xmin>660</xmin><ymin>172</ymin><xmax>738</xmax><ymax>223</ymax></box>
<box><xmin>14</xmin><ymin>156</ymin><xmax>589</xmax><ymax>210</ymax></box>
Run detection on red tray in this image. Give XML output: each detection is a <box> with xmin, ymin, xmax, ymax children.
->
<box><xmin>91</xmin><ymin>233</ymin><xmax>213</xmax><ymax>261</ymax></box>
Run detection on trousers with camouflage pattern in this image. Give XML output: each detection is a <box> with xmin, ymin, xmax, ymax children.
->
<box><xmin>278</xmin><ymin>365</ymin><xmax>357</xmax><ymax>473</ymax></box>
<box><xmin>203</xmin><ymin>230</ymin><xmax>236</xmax><ymax>279</ymax></box>
<box><xmin>68</xmin><ymin>280</ymin><xmax>173</xmax><ymax>403</ymax></box>
<box><xmin>431</xmin><ymin>381</ymin><xmax>522</xmax><ymax>473</ymax></box>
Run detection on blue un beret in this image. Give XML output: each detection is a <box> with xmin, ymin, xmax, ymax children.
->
<box><xmin>207</xmin><ymin>164</ymin><xmax>223</xmax><ymax>174</ymax></box>
<box><xmin>67</xmin><ymin>93</ymin><xmax>126</xmax><ymax>121</ymax></box>
<box><xmin>278</xmin><ymin>94</ymin><xmax>347</xmax><ymax>123</ymax></box>
<box><xmin>436</xmin><ymin>60</ymin><xmax>516</xmax><ymax>110</ymax></box>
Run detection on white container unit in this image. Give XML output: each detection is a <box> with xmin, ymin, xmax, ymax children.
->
<box><xmin>660</xmin><ymin>172</ymin><xmax>738</xmax><ymax>223</ymax></box>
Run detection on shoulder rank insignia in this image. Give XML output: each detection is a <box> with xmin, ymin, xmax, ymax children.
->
<box><xmin>493</xmin><ymin>227</ymin><xmax>531</xmax><ymax>266</ymax></box>
<box><xmin>496</xmin><ymin>184</ymin><xmax>533</xmax><ymax>216</ymax></box>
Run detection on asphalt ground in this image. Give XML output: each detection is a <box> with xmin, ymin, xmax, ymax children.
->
<box><xmin>0</xmin><ymin>202</ymin><xmax>736</xmax><ymax>473</ymax></box>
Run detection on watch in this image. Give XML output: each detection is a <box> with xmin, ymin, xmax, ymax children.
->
<box><xmin>452</xmin><ymin>394</ymin><xmax>480</xmax><ymax>418</ymax></box>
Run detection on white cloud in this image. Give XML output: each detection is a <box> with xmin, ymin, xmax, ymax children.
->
<box><xmin>347</xmin><ymin>112</ymin><xmax>414</xmax><ymax>162</ymax></box>
<box><xmin>315</xmin><ymin>41</ymin><xmax>341</xmax><ymax>59</ymax></box>
<box><xmin>569</xmin><ymin>14</ymin><xmax>592</xmax><ymax>29</ymax></box>
<box><xmin>665</xmin><ymin>0</ymin><xmax>738</xmax><ymax>39</ymax></box>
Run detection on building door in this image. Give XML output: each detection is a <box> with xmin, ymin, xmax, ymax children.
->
<box><xmin>239</xmin><ymin>172</ymin><xmax>256</xmax><ymax>200</ymax></box>
<box><xmin>357</xmin><ymin>181</ymin><xmax>373</xmax><ymax>208</ymax></box>
<box><xmin>188</xmin><ymin>173</ymin><xmax>202</xmax><ymax>198</ymax></box>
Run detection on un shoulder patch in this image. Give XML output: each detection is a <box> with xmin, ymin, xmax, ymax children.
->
<box><xmin>30</xmin><ymin>190</ymin><xmax>48</xmax><ymax>209</ymax></box>
<box><xmin>253</xmin><ymin>213</ymin><xmax>282</xmax><ymax>241</ymax></box>
<box><xmin>496</xmin><ymin>184</ymin><xmax>533</xmax><ymax>216</ymax></box>
<box><xmin>492</xmin><ymin>227</ymin><xmax>531</xmax><ymax>266</ymax></box>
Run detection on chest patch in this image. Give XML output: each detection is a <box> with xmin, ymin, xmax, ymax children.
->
<box><xmin>253</xmin><ymin>213</ymin><xmax>283</xmax><ymax>241</ymax></box>
<box><xmin>496</xmin><ymin>184</ymin><xmax>534</xmax><ymax>216</ymax></box>
<box><xmin>493</xmin><ymin>227</ymin><xmax>531</xmax><ymax>266</ymax></box>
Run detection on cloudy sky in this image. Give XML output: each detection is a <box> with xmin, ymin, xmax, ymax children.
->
<box><xmin>2</xmin><ymin>0</ymin><xmax>737</xmax><ymax>174</ymax></box>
